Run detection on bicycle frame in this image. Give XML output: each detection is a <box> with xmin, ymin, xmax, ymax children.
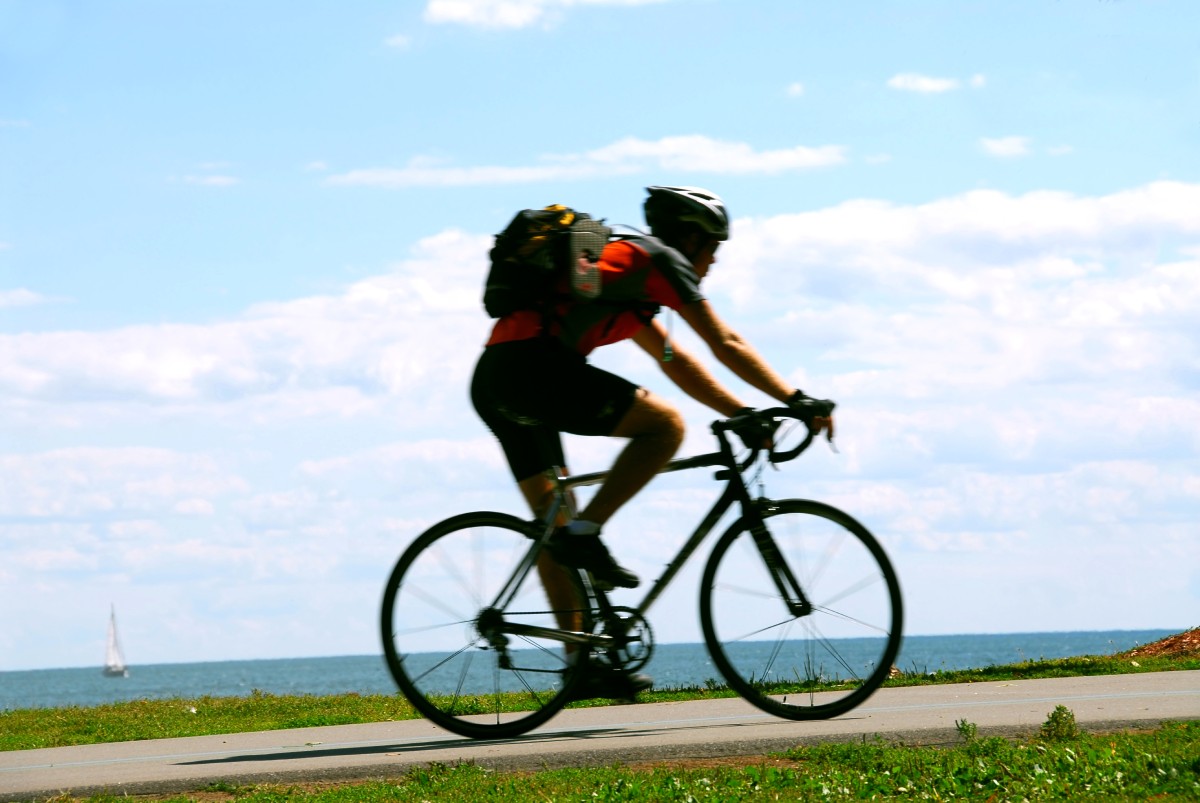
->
<box><xmin>380</xmin><ymin>401</ymin><xmax>908</xmax><ymax>739</ymax></box>
<box><xmin>491</xmin><ymin>419</ymin><xmax>812</xmax><ymax>651</ymax></box>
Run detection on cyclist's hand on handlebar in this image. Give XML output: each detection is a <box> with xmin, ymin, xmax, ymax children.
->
<box><xmin>788</xmin><ymin>391</ymin><xmax>837</xmax><ymax>442</ymax></box>
<box><xmin>729</xmin><ymin>408</ymin><xmax>778</xmax><ymax>452</ymax></box>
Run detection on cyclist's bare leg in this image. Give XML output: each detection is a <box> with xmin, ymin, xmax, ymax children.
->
<box><xmin>579</xmin><ymin>388</ymin><xmax>684</xmax><ymax>526</ymax></box>
<box><xmin>513</xmin><ymin>387</ymin><xmax>683</xmax><ymax>639</ymax></box>
<box><xmin>518</xmin><ymin>470</ymin><xmax>582</xmax><ymax>637</ymax></box>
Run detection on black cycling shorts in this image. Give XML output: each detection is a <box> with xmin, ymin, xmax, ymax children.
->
<box><xmin>471</xmin><ymin>338</ymin><xmax>639</xmax><ymax>481</ymax></box>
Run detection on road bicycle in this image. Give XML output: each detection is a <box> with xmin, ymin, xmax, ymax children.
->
<box><xmin>380</xmin><ymin>408</ymin><xmax>903</xmax><ymax>739</ymax></box>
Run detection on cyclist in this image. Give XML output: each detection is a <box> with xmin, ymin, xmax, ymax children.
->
<box><xmin>470</xmin><ymin>186</ymin><xmax>834</xmax><ymax>698</ymax></box>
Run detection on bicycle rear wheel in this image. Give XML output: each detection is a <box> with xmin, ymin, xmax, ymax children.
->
<box><xmin>700</xmin><ymin>499</ymin><xmax>902</xmax><ymax>720</ymax></box>
<box><xmin>380</xmin><ymin>511</ymin><xmax>590</xmax><ymax>739</ymax></box>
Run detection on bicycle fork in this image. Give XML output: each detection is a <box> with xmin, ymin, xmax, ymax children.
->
<box><xmin>747</xmin><ymin>502</ymin><xmax>813</xmax><ymax>618</ymax></box>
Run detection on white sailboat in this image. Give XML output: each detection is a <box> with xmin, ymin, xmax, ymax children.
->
<box><xmin>103</xmin><ymin>605</ymin><xmax>130</xmax><ymax>678</ymax></box>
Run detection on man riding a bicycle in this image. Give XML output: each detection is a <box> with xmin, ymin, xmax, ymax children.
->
<box><xmin>471</xmin><ymin>186</ymin><xmax>834</xmax><ymax>698</ymax></box>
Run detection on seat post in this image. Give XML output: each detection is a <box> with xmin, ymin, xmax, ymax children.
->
<box><xmin>549</xmin><ymin>465</ymin><xmax>579</xmax><ymax>523</ymax></box>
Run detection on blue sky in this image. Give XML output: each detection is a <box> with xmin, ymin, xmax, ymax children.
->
<box><xmin>2</xmin><ymin>0</ymin><xmax>1197</xmax><ymax>672</ymax></box>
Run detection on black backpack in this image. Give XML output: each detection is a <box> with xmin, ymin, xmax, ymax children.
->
<box><xmin>483</xmin><ymin>205</ymin><xmax>612</xmax><ymax>318</ymax></box>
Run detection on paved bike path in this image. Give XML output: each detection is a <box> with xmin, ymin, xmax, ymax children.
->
<box><xmin>3</xmin><ymin>671</ymin><xmax>1197</xmax><ymax>801</ymax></box>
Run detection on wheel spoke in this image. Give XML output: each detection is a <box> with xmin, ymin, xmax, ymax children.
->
<box><xmin>701</xmin><ymin>501</ymin><xmax>902</xmax><ymax>721</ymax></box>
<box><xmin>759</xmin><ymin>616</ymin><xmax>795</xmax><ymax>680</ymax></box>
<box><xmin>381</xmin><ymin>513</ymin><xmax>590</xmax><ymax>738</ymax></box>
<box><xmin>811</xmin><ymin>604</ymin><xmax>893</xmax><ymax>637</ymax></box>
<box><xmin>433</xmin><ymin>544</ymin><xmax>482</xmax><ymax>609</ymax></box>
<box><xmin>447</xmin><ymin>649</ymin><xmax>475</xmax><ymax>715</ymax></box>
<box><xmin>409</xmin><ymin>640</ymin><xmax>479</xmax><ymax>688</ymax></box>
<box><xmin>816</xmin><ymin>572</ymin><xmax>885</xmax><ymax>609</ymax></box>
<box><xmin>400</xmin><ymin>581</ymin><xmax>474</xmax><ymax>625</ymax></box>
<box><xmin>796</xmin><ymin>616</ymin><xmax>867</xmax><ymax>681</ymax></box>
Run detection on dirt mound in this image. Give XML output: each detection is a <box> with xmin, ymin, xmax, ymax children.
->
<box><xmin>1120</xmin><ymin>627</ymin><xmax>1200</xmax><ymax>659</ymax></box>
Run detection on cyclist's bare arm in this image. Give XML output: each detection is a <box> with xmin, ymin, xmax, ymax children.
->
<box><xmin>632</xmin><ymin>322</ymin><xmax>744</xmax><ymax>417</ymax></box>
<box><xmin>676</xmin><ymin>301</ymin><xmax>835</xmax><ymax>440</ymax></box>
<box><xmin>676</xmin><ymin>300</ymin><xmax>796</xmax><ymax>403</ymax></box>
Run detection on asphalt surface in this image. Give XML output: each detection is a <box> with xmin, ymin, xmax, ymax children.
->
<box><xmin>2</xmin><ymin>670</ymin><xmax>1197</xmax><ymax>800</ymax></box>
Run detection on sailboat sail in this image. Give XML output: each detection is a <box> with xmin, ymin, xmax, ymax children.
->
<box><xmin>103</xmin><ymin>605</ymin><xmax>129</xmax><ymax>678</ymax></box>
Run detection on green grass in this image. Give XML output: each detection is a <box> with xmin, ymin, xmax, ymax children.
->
<box><xmin>2</xmin><ymin>650</ymin><xmax>1196</xmax><ymax>752</ymax></box>
<box><xmin>60</xmin><ymin>719</ymin><xmax>1200</xmax><ymax>801</ymax></box>
<box><xmin>891</xmin><ymin>651</ymin><xmax>1200</xmax><ymax>684</ymax></box>
<box><xmin>0</xmin><ymin>690</ymin><xmax>418</xmax><ymax>752</ymax></box>
<box><xmin>6</xmin><ymin>639</ymin><xmax>1198</xmax><ymax>802</ymax></box>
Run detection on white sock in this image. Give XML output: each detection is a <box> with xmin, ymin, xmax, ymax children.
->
<box><xmin>565</xmin><ymin>519</ymin><xmax>601</xmax><ymax>536</ymax></box>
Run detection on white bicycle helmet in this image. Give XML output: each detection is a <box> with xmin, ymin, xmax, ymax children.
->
<box><xmin>644</xmin><ymin>186</ymin><xmax>729</xmax><ymax>241</ymax></box>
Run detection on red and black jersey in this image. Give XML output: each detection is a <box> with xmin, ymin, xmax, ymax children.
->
<box><xmin>486</xmin><ymin>235</ymin><xmax>703</xmax><ymax>356</ymax></box>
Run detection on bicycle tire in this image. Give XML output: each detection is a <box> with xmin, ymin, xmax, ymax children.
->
<box><xmin>699</xmin><ymin>499</ymin><xmax>903</xmax><ymax>720</ymax></box>
<box><xmin>380</xmin><ymin>511</ymin><xmax>591</xmax><ymax>739</ymax></box>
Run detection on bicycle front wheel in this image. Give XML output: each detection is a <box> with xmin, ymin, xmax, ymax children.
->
<box><xmin>700</xmin><ymin>499</ymin><xmax>903</xmax><ymax>720</ymax></box>
<box><xmin>380</xmin><ymin>511</ymin><xmax>590</xmax><ymax>739</ymax></box>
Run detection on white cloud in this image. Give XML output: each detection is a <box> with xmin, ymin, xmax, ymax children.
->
<box><xmin>786</xmin><ymin>81</ymin><xmax>805</xmax><ymax>97</ymax></box>
<box><xmin>584</xmin><ymin>136</ymin><xmax>845</xmax><ymax>172</ymax></box>
<box><xmin>4</xmin><ymin>180</ymin><xmax>1198</xmax><ymax>665</ymax></box>
<box><xmin>981</xmin><ymin>136</ymin><xmax>1032</xmax><ymax>157</ymax></box>
<box><xmin>328</xmin><ymin>161</ymin><xmax>605</xmax><ymax>188</ymax></box>
<box><xmin>173</xmin><ymin>498</ymin><xmax>216</xmax><ymax>516</ymax></box>
<box><xmin>328</xmin><ymin>135</ymin><xmax>846</xmax><ymax>188</ymax></box>
<box><xmin>707</xmin><ymin>184</ymin><xmax>1200</xmax><ymax>470</ymax></box>
<box><xmin>385</xmin><ymin>33</ymin><xmax>412</xmax><ymax>48</ymax></box>
<box><xmin>426</xmin><ymin>0</ymin><xmax>542</xmax><ymax>27</ymax></box>
<box><xmin>299</xmin><ymin>437</ymin><xmax>504</xmax><ymax>485</ymax></box>
<box><xmin>887</xmin><ymin>73</ymin><xmax>961</xmax><ymax>93</ymax></box>
<box><xmin>182</xmin><ymin>174</ymin><xmax>240</xmax><ymax>187</ymax></box>
<box><xmin>424</xmin><ymin>0</ymin><xmax>664</xmax><ymax>29</ymax></box>
<box><xmin>7</xmin><ymin>182</ymin><xmax>1196</xmax><ymax>424</ymax></box>
<box><xmin>0</xmin><ymin>229</ymin><xmax>492</xmax><ymax>411</ymax></box>
<box><xmin>0</xmin><ymin>447</ymin><xmax>246</xmax><ymax>519</ymax></box>
<box><xmin>0</xmin><ymin>288</ymin><xmax>48</xmax><ymax>308</ymax></box>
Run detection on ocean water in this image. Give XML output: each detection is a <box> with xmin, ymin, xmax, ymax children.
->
<box><xmin>0</xmin><ymin>629</ymin><xmax>1176</xmax><ymax>712</ymax></box>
